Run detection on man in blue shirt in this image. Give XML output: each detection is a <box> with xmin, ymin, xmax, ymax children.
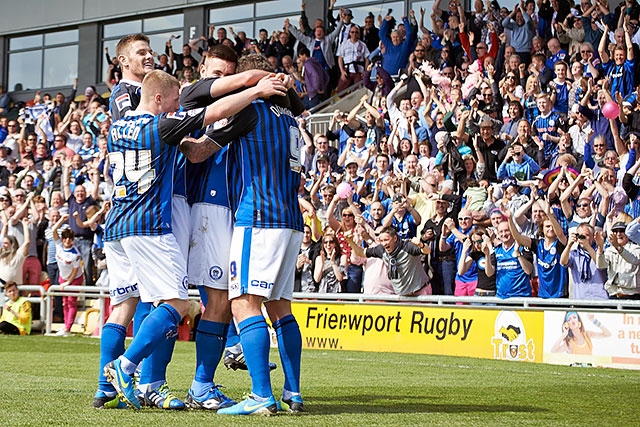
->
<box><xmin>494</xmin><ymin>215</ymin><xmax>534</xmax><ymax>298</ymax></box>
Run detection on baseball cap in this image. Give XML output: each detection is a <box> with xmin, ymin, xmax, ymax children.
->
<box><xmin>611</xmin><ymin>221</ymin><xmax>628</xmax><ymax>232</ymax></box>
<box><xmin>316</xmin><ymin>154</ymin><xmax>329</xmax><ymax>163</ymax></box>
<box><xmin>345</xmin><ymin>157</ymin><xmax>357</xmax><ymax>167</ymax></box>
<box><xmin>344</xmin><ymin>8</ymin><xmax>353</xmax><ymax>16</ymax></box>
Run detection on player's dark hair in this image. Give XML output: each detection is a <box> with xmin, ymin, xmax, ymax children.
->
<box><xmin>206</xmin><ymin>44</ymin><xmax>238</xmax><ymax>65</ymax></box>
<box><xmin>237</xmin><ymin>54</ymin><xmax>274</xmax><ymax>73</ymax></box>
<box><xmin>116</xmin><ymin>33</ymin><xmax>150</xmax><ymax>58</ymax></box>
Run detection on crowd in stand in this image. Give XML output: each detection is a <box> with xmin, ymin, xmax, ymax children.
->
<box><xmin>2</xmin><ymin>0</ymin><xmax>640</xmax><ymax>336</ymax></box>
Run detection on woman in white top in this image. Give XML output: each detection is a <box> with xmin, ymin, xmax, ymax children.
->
<box><xmin>0</xmin><ymin>216</ymin><xmax>31</xmax><ymax>285</ymax></box>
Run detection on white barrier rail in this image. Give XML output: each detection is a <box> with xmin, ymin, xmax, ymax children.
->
<box><xmin>9</xmin><ymin>286</ymin><xmax>639</xmax><ymax>336</ymax></box>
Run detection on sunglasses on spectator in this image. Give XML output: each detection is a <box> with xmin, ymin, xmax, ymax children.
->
<box><xmin>323</xmin><ymin>239</ymin><xmax>335</xmax><ymax>244</ymax></box>
<box><xmin>342</xmin><ymin>213</ymin><xmax>354</xmax><ymax>218</ymax></box>
<box><xmin>593</xmin><ymin>144</ymin><xmax>605</xmax><ymax>147</ymax></box>
<box><xmin>415</xmin><ymin>48</ymin><xmax>425</xmax><ymax>52</ymax></box>
<box><xmin>458</xmin><ymin>216</ymin><xmax>471</xmax><ymax>221</ymax></box>
<box><xmin>577</xmin><ymin>203</ymin><xmax>589</xmax><ymax>208</ymax></box>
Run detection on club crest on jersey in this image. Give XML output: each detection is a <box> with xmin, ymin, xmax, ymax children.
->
<box><xmin>116</xmin><ymin>94</ymin><xmax>131</xmax><ymax>111</ymax></box>
<box><xmin>209</xmin><ymin>266</ymin><xmax>223</xmax><ymax>280</ymax></box>
<box><xmin>187</xmin><ymin>108</ymin><xmax>204</xmax><ymax>117</ymax></box>
<box><xmin>182</xmin><ymin>276</ymin><xmax>189</xmax><ymax>291</ymax></box>
<box><xmin>213</xmin><ymin>118</ymin><xmax>228</xmax><ymax>130</ymax></box>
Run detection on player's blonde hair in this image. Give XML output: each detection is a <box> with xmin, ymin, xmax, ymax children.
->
<box><xmin>141</xmin><ymin>70</ymin><xmax>179</xmax><ymax>101</ymax></box>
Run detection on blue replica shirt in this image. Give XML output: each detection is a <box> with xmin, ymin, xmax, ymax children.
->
<box><xmin>108</xmin><ymin>79</ymin><xmax>142</xmax><ymax>121</ymax></box>
<box><xmin>532</xmin><ymin>111</ymin><xmax>561</xmax><ymax>159</ymax></box>
<box><xmin>546</xmin><ymin>49</ymin><xmax>567</xmax><ymax>71</ymax></box>
<box><xmin>530</xmin><ymin>238</ymin><xmax>567</xmax><ymax>298</ymax></box>
<box><xmin>447</xmin><ymin>228</ymin><xmax>477</xmax><ymax>283</ymax></box>
<box><xmin>391</xmin><ymin>211</ymin><xmax>418</xmax><ymax>240</ymax></box>
<box><xmin>105</xmin><ymin>109</ymin><xmax>206</xmax><ymax>241</ymax></box>
<box><xmin>495</xmin><ymin>243</ymin><xmax>532</xmax><ymax>298</ymax></box>
<box><xmin>552</xmin><ymin>81</ymin><xmax>569</xmax><ymax>114</ymax></box>
<box><xmin>602</xmin><ymin>59</ymin><xmax>635</xmax><ymax>99</ymax></box>
<box><xmin>205</xmin><ymin>99</ymin><xmax>304</xmax><ymax>231</ymax></box>
<box><xmin>186</xmin><ymin>147</ymin><xmax>231</xmax><ymax>208</ymax></box>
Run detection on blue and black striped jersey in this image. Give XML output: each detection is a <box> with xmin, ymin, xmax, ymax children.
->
<box><xmin>109</xmin><ymin>80</ymin><xmax>142</xmax><ymax>121</ymax></box>
<box><xmin>206</xmin><ymin>100</ymin><xmax>304</xmax><ymax>231</ymax></box>
<box><xmin>186</xmin><ymin>147</ymin><xmax>231</xmax><ymax>207</ymax></box>
<box><xmin>105</xmin><ymin>109</ymin><xmax>206</xmax><ymax>241</ymax></box>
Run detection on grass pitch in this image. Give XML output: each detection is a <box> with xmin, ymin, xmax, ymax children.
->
<box><xmin>1</xmin><ymin>335</ymin><xmax>639</xmax><ymax>426</ymax></box>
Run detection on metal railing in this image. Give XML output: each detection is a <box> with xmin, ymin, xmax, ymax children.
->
<box><xmin>294</xmin><ymin>293</ymin><xmax>640</xmax><ymax>312</ymax></box>
<box><xmin>6</xmin><ymin>287</ymin><xmax>639</xmax><ymax>337</ymax></box>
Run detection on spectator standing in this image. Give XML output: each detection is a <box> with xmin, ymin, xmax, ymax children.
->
<box><xmin>439</xmin><ymin>211</ymin><xmax>478</xmax><ymax>296</ymax></box>
<box><xmin>295</xmin><ymin>225</ymin><xmax>318</xmax><ymax>293</ymax></box>
<box><xmin>296</xmin><ymin>46</ymin><xmax>330</xmax><ymax>110</ymax></box>
<box><xmin>560</xmin><ymin>223</ymin><xmax>609</xmax><ymax>300</ymax></box>
<box><xmin>62</xmin><ymin>159</ymin><xmax>99</xmax><ymax>286</ymax></box>
<box><xmin>494</xmin><ymin>215</ymin><xmax>534</xmax><ymax>298</ymax></box>
<box><xmin>313</xmin><ymin>233</ymin><xmax>347</xmax><ymax>293</ymax></box>
<box><xmin>347</xmin><ymin>226</ymin><xmax>431</xmax><ymax>296</ymax></box>
<box><xmin>336</xmin><ymin>26</ymin><xmax>370</xmax><ymax>92</ymax></box>
<box><xmin>379</xmin><ymin>14</ymin><xmax>415</xmax><ymax>76</ymax></box>
<box><xmin>509</xmin><ymin>199</ymin><xmax>568</xmax><ymax>298</ymax></box>
<box><xmin>286</xmin><ymin>13</ymin><xmax>344</xmax><ymax>92</ymax></box>
<box><xmin>596</xmin><ymin>221</ymin><xmax>640</xmax><ymax>299</ymax></box>
<box><xmin>361</xmin><ymin>13</ymin><xmax>380</xmax><ymax>53</ymax></box>
<box><xmin>0</xmin><ymin>216</ymin><xmax>31</xmax><ymax>285</ymax></box>
<box><xmin>502</xmin><ymin>1</ymin><xmax>535</xmax><ymax>65</ymax></box>
<box><xmin>51</xmin><ymin>214</ymin><xmax>84</xmax><ymax>336</ymax></box>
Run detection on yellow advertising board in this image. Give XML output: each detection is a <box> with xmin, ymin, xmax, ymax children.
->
<box><xmin>292</xmin><ymin>302</ymin><xmax>544</xmax><ymax>363</ymax></box>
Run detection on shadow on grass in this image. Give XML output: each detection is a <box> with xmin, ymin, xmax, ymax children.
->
<box><xmin>309</xmin><ymin>396</ymin><xmax>546</xmax><ymax>415</ymax></box>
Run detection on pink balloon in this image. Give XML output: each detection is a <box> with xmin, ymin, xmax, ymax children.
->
<box><xmin>336</xmin><ymin>182</ymin><xmax>353</xmax><ymax>199</ymax></box>
<box><xmin>602</xmin><ymin>101</ymin><xmax>620</xmax><ymax>120</ymax></box>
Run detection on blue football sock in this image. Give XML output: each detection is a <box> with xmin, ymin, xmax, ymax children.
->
<box><xmin>238</xmin><ymin>315</ymin><xmax>272</xmax><ymax>399</ymax></box>
<box><xmin>191</xmin><ymin>320</ymin><xmax>228</xmax><ymax>396</ymax></box>
<box><xmin>197</xmin><ymin>286</ymin><xmax>208</xmax><ymax>307</ymax></box>
<box><xmin>122</xmin><ymin>303</ymin><xmax>181</xmax><ymax>369</ymax></box>
<box><xmin>98</xmin><ymin>323</ymin><xmax>126</xmax><ymax>392</ymax></box>
<box><xmin>139</xmin><ymin>306</ymin><xmax>177</xmax><ymax>387</ymax></box>
<box><xmin>133</xmin><ymin>301</ymin><xmax>153</xmax><ymax>337</ymax></box>
<box><xmin>273</xmin><ymin>315</ymin><xmax>302</xmax><ymax>394</ymax></box>
<box><xmin>225</xmin><ymin>321</ymin><xmax>241</xmax><ymax>348</ymax></box>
